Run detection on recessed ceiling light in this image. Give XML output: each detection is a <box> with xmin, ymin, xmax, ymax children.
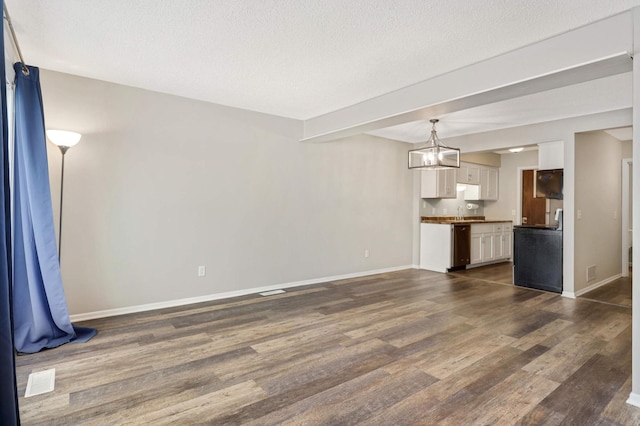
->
<box><xmin>509</xmin><ymin>147</ymin><xmax>524</xmax><ymax>153</ymax></box>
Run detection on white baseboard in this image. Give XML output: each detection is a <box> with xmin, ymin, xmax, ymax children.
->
<box><xmin>574</xmin><ymin>274</ymin><xmax>622</xmax><ymax>298</ymax></box>
<box><xmin>69</xmin><ymin>264</ymin><xmax>415</xmax><ymax>322</ymax></box>
<box><xmin>561</xmin><ymin>291</ymin><xmax>576</xmax><ymax>299</ymax></box>
<box><xmin>627</xmin><ymin>392</ymin><xmax>640</xmax><ymax>407</ymax></box>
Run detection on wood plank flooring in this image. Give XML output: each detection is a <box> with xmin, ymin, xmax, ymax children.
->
<box><xmin>580</xmin><ymin>274</ymin><xmax>632</xmax><ymax>308</ymax></box>
<box><xmin>15</xmin><ymin>268</ymin><xmax>640</xmax><ymax>425</ymax></box>
<box><xmin>448</xmin><ymin>262</ymin><xmax>514</xmax><ymax>285</ymax></box>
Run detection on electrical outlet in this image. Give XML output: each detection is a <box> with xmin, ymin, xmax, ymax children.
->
<box><xmin>512</xmin><ymin>209</ymin><xmax>516</xmax><ymax>216</ymax></box>
<box><xmin>423</xmin><ymin>201</ymin><xmax>427</xmax><ymax>209</ymax></box>
<box><xmin>432</xmin><ymin>207</ymin><xmax>436</xmax><ymax>214</ymax></box>
<box><xmin>613</xmin><ymin>210</ymin><xmax>617</xmax><ymax>219</ymax></box>
<box><xmin>364</xmin><ymin>249</ymin><xmax>370</xmax><ymax>258</ymax></box>
<box><xmin>443</xmin><ymin>208</ymin><xmax>448</xmax><ymax>215</ymax></box>
<box><xmin>198</xmin><ymin>266</ymin><xmax>206</xmax><ymax>277</ymax></box>
<box><xmin>577</xmin><ymin>209</ymin><xmax>582</xmax><ymax>220</ymax></box>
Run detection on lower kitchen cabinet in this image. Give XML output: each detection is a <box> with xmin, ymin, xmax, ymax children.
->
<box><xmin>470</xmin><ymin>222</ymin><xmax>512</xmax><ymax>266</ymax></box>
<box><xmin>420</xmin><ymin>221</ymin><xmax>512</xmax><ymax>273</ymax></box>
<box><xmin>470</xmin><ymin>234</ymin><xmax>483</xmax><ymax>264</ymax></box>
<box><xmin>493</xmin><ymin>223</ymin><xmax>512</xmax><ymax>259</ymax></box>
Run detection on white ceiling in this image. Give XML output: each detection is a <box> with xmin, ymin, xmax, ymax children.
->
<box><xmin>605</xmin><ymin>127</ymin><xmax>633</xmax><ymax>141</ymax></box>
<box><xmin>368</xmin><ymin>72</ymin><xmax>633</xmax><ymax>142</ymax></box>
<box><xmin>5</xmin><ymin>0</ymin><xmax>640</xmax><ymax>139</ymax></box>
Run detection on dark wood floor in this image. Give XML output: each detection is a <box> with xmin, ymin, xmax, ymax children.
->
<box><xmin>15</xmin><ymin>268</ymin><xmax>639</xmax><ymax>425</ymax></box>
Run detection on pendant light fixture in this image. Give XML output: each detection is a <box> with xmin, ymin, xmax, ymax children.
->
<box><xmin>408</xmin><ymin>119</ymin><xmax>460</xmax><ymax>169</ymax></box>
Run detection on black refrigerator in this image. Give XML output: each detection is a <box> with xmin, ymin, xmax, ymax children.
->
<box><xmin>513</xmin><ymin>226</ymin><xmax>563</xmax><ymax>293</ymax></box>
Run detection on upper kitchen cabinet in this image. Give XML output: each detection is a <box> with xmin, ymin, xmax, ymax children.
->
<box><xmin>538</xmin><ymin>141</ymin><xmax>564</xmax><ymax>170</ymax></box>
<box><xmin>480</xmin><ymin>167</ymin><xmax>499</xmax><ymax>200</ymax></box>
<box><xmin>421</xmin><ymin>168</ymin><xmax>456</xmax><ymax>199</ymax></box>
<box><xmin>456</xmin><ymin>162</ymin><xmax>480</xmax><ymax>185</ymax></box>
<box><xmin>464</xmin><ymin>165</ymin><xmax>499</xmax><ymax>201</ymax></box>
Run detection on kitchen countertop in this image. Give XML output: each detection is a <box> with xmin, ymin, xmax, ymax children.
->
<box><xmin>421</xmin><ymin>216</ymin><xmax>512</xmax><ymax>225</ymax></box>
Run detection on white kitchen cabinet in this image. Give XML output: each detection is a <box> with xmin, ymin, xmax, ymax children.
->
<box><xmin>480</xmin><ymin>168</ymin><xmax>499</xmax><ymax>200</ymax></box>
<box><xmin>463</xmin><ymin>165</ymin><xmax>499</xmax><ymax>201</ymax></box>
<box><xmin>492</xmin><ymin>223</ymin><xmax>512</xmax><ymax>261</ymax></box>
<box><xmin>502</xmin><ymin>230</ymin><xmax>512</xmax><ymax>258</ymax></box>
<box><xmin>481</xmin><ymin>233</ymin><xmax>495</xmax><ymax>262</ymax></box>
<box><xmin>470</xmin><ymin>234</ymin><xmax>483</xmax><ymax>264</ymax></box>
<box><xmin>421</xmin><ymin>168</ymin><xmax>456</xmax><ymax>199</ymax></box>
<box><xmin>470</xmin><ymin>222</ymin><xmax>512</xmax><ymax>266</ymax></box>
<box><xmin>538</xmin><ymin>141</ymin><xmax>564</xmax><ymax>169</ymax></box>
<box><xmin>457</xmin><ymin>163</ymin><xmax>480</xmax><ymax>185</ymax></box>
<box><xmin>470</xmin><ymin>223</ymin><xmax>493</xmax><ymax>265</ymax></box>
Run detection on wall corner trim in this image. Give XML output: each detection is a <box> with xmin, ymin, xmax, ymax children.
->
<box><xmin>626</xmin><ymin>392</ymin><xmax>640</xmax><ymax>407</ymax></box>
<box><xmin>69</xmin><ymin>264</ymin><xmax>415</xmax><ymax>322</ymax></box>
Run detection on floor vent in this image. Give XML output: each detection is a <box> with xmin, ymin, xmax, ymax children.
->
<box><xmin>587</xmin><ymin>265</ymin><xmax>597</xmax><ymax>282</ymax></box>
<box><xmin>25</xmin><ymin>369</ymin><xmax>56</xmax><ymax>397</ymax></box>
<box><xmin>259</xmin><ymin>289</ymin><xmax>286</xmax><ymax>296</ymax></box>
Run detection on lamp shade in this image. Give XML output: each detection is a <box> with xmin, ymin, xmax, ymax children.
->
<box><xmin>46</xmin><ymin>130</ymin><xmax>81</xmax><ymax>148</ymax></box>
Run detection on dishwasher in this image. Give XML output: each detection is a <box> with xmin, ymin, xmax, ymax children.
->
<box><xmin>451</xmin><ymin>224</ymin><xmax>471</xmax><ymax>269</ymax></box>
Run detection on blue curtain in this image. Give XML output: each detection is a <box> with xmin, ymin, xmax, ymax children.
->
<box><xmin>0</xmin><ymin>0</ymin><xmax>20</xmax><ymax>421</ymax></box>
<box><xmin>12</xmin><ymin>63</ymin><xmax>96</xmax><ymax>353</ymax></box>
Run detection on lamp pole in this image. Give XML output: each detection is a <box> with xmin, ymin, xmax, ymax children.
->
<box><xmin>46</xmin><ymin>130</ymin><xmax>81</xmax><ymax>263</ymax></box>
<box><xmin>57</xmin><ymin>145</ymin><xmax>70</xmax><ymax>261</ymax></box>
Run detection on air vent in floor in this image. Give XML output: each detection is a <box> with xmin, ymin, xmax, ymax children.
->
<box><xmin>25</xmin><ymin>369</ymin><xmax>56</xmax><ymax>397</ymax></box>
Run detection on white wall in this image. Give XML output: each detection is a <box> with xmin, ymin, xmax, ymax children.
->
<box><xmin>622</xmin><ymin>139</ymin><xmax>632</xmax><ymax>158</ymax></box>
<box><xmin>40</xmin><ymin>70</ymin><xmax>415</xmax><ymax>316</ymax></box>
<box><xmin>484</xmin><ymin>150</ymin><xmax>539</xmax><ymax>222</ymax></box>
<box><xmin>574</xmin><ymin>131</ymin><xmax>623</xmax><ymax>293</ymax></box>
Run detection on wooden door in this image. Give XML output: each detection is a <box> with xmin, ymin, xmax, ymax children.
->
<box><xmin>522</xmin><ymin>169</ymin><xmax>546</xmax><ymax>225</ymax></box>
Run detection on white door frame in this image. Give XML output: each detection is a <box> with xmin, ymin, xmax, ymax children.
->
<box><xmin>622</xmin><ymin>157</ymin><xmax>633</xmax><ymax>277</ymax></box>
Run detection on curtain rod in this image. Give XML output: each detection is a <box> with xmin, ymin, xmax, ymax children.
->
<box><xmin>3</xmin><ymin>3</ymin><xmax>29</xmax><ymax>75</ymax></box>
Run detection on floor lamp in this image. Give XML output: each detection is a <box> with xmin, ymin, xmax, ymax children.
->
<box><xmin>46</xmin><ymin>130</ymin><xmax>81</xmax><ymax>262</ymax></box>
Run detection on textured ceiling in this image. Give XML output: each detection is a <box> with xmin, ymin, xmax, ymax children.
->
<box><xmin>5</xmin><ymin>0</ymin><xmax>640</xmax><ymax>122</ymax></box>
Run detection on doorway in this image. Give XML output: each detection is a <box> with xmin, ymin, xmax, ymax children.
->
<box><xmin>521</xmin><ymin>169</ymin><xmax>545</xmax><ymax>225</ymax></box>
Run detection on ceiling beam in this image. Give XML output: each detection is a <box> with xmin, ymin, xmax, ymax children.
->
<box><xmin>301</xmin><ymin>12</ymin><xmax>632</xmax><ymax>143</ymax></box>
